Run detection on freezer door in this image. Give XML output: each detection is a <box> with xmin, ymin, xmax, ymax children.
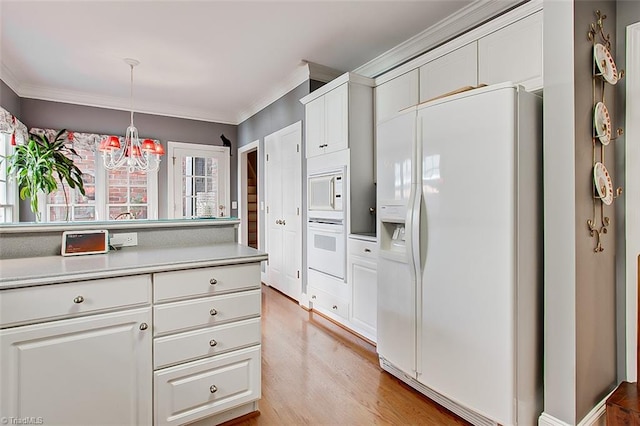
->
<box><xmin>376</xmin><ymin>110</ymin><xmax>416</xmax><ymax>206</ymax></box>
<box><xmin>417</xmin><ymin>86</ymin><xmax>517</xmax><ymax>425</ymax></box>
<box><xmin>376</xmin><ymin>255</ymin><xmax>416</xmax><ymax>376</ymax></box>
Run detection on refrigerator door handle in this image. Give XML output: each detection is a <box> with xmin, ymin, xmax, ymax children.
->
<box><xmin>410</xmin><ymin>189</ymin><xmax>423</xmax><ymax>281</ymax></box>
<box><xmin>404</xmin><ymin>188</ymin><xmax>417</xmax><ymax>282</ymax></box>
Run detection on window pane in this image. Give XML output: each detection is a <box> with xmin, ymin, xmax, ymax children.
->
<box><xmin>130</xmin><ymin>206</ymin><xmax>147</xmax><ymax>219</ymax></box>
<box><xmin>194</xmin><ymin>157</ymin><xmax>205</xmax><ymax>176</ymax></box>
<box><xmin>49</xmin><ymin>206</ymin><xmax>69</xmax><ymax>222</ymax></box>
<box><xmin>108</xmin><ymin>169</ymin><xmax>129</xmax><ymax>186</ymax></box>
<box><xmin>130</xmin><ymin>170</ymin><xmax>147</xmax><ymax>186</ymax></box>
<box><xmin>109</xmin><ymin>186</ymin><xmax>129</xmax><ymax>204</ymax></box>
<box><xmin>109</xmin><ymin>206</ymin><xmax>129</xmax><ymax>219</ymax></box>
<box><xmin>130</xmin><ymin>187</ymin><xmax>147</xmax><ymax>205</ymax></box>
<box><xmin>77</xmin><ymin>186</ymin><xmax>95</xmax><ymax>204</ymax></box>
<box><xmin>74</xmin><ymin>206</ymin><xmax>95</xmax><ymax>221</ymax></box>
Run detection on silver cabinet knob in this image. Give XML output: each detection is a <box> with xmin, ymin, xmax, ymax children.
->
<box><xmin>73</xmin><ymin>296</ymin><xmax>84</xmax><ymax>304</ymax></box>
<box><xmin>332</xmin><ymin>305</ymin><xmax>338</xmax><ymax>310</ymax></box>
<box><xmin>282</xmin><ymin>220</ymin><xmax>286</xmax><ymax>225</ymax></box>
<box><xmin>210</xmin><ymin>385</ymin><xmax>218</xmax><ymax>394</ymax></box>
<box><xmin>139</xmin><ymin>323</ymin><xmax>148</xmax><ymax>331</ymax></box>
<box><xmin>210</xmin><ymin>308</ymin><xmax>218</xmax><ymax>316</ymax></box>
<box><xmin>311</xmin><ymin>295</ymin><xmax>316</xmax><ymax>299</ymax></box>
<box><xmin>364</xmin><ymin>248</ymin><xmax>371</xmax><ymax>253</ymax></box>
<box><xmin>209</xmin><ymin>278</ymin><xmax>218</xmax><ymax>285</ymax></box>
<box><xmin>209</xmin><ymin>339</ymin><xmax>218</xmax><ymax>347</ymax></box>
<box><xmin>275</xmin><ymin>220</ymin><xmax>280</xmax><ymax>225</ymax></box>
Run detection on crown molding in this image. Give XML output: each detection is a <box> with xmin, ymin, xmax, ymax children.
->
<box><xmin>0</xmin><ymin>62</ymin><xmax>22</xmax><ymax>96</ymax></box>
<box><xmin>16</xmin><ymin>83</ymin><xmax>237</xmax><ymax>124</ymax></box>
<box><xmin>235</xmin><ymin>61</ymin><xmax>342</xmax><ymax>124</ymax></box>
<box><xmin>354</xmin><ymin>0</ymin><xmax>528</xmax><ymax>78</ymax></box>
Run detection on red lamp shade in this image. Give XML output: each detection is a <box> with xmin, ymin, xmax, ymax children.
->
<box><xmin>141</xmin><ymin>139</ymin><xmax>156</xmax><ymax>152</ymax></box>
<box><xmin>154</xmin><ymin>142</ymin><xmax>165</xmax><ymax>155</ymax></box>
<box><xmin>126</xmin><ymin>145</ymin><xmax>142</xmax><ymax>157</ymax></box>
<box><xmin>106</xmin><ymin>136</ymin><xmax>121</xmax><ymax>150</ymax></box>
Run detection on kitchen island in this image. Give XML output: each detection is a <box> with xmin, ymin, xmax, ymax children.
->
<box><xmin>0</xmin><ymin>219</ymin><xmax>267</xmax><ymax>426</ymax></box>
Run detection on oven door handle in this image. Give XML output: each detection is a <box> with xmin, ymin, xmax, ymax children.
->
<box><xmin>308</xmin><ymin>223</ymin><xmax>344</xmax><ymax>233</ymax></box>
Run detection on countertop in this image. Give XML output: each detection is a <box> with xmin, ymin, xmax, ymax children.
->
<box><xmin>0</xmin><ymin>243</ymin><xmax>267</xmax><ymax>289</ymax></box>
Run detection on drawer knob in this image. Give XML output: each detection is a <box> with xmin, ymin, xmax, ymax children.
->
<box><xmin>332</xmin><ymin>305</ymin><xmax>338</xmax><ymax>310</ymax></box>
<box><xmin>209</xmin><ymin>339</ymin><xmax>218</xmax><ymax>347</ymax></box>
<box><xmin>139</xmin><ymin>323</ymin><xmax>148</xmax><ymax>331</ymax></box>
<box><xmin>364</xmin><ymin>248</ymin><xmax>371</xmax><ymax>253</ymax></box>
<box><xmin>209</xmin><ymin>278</ymin><xmax>218</xmax><ymax>285</ymax></box>
<box><xmin>73</xmin><ymin>296</ymin><xmax>84</xmax><ymax>304</ymax></box>
<box><xmin>311</xmin><ymin>295</ymin><xmax>316</xmax><ymax>299</ymax></box>
<box><xmin>210</xmin><ymin>385</ymin><xmax>218</xmax><ymax>394</ymax></box>
<box><xmin>210</xmin><ymin>308</ymin><xmax>218</xmax><ymax>316</ymax></box>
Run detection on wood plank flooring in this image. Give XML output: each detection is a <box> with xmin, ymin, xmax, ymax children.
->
<box><xmin>229</xmin><ymin>284</ymin><xmax>470</xmax><ymax>425</ymax></box>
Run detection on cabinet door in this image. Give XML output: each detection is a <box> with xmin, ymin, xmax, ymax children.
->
<box><xmin>350</xmin><ymin>256</ymin><xmax>377</xmax><ymax>341</ymax></box>
<box><xmin>324</xmin><ymin>83</ymin><xmax>349</xmax><ymax>154</ymax></box>
<box><xmin>478</xmin><ymin>11</ymin><xmax>543</xmax><ymax>91</ymax></box>
<box><xmin>0</xmin><ymin>308</ymin><xmax>152</xmax><ymax>425</ymax></box>
<box><xmin>419</xmin><ymin>42</ymin><xmax>478</xmax><ymax>103</ymax></box>
<box><xmin>305</xmin><ymin>97</ymin><xmax>325</xmax><ymax>158</ymax></box>
<box><xmin>375</xmin><ymin>69</ymin><xmax>419</xmax><ymax>125</ymax></box>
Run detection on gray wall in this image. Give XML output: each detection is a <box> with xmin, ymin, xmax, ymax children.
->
<box><xmin>237</xmin><ymin>79</ymin><xmax>322</xmax><ymax>281</ymax></box>
<box><xmin>18</xmin><ymin>98</ymin><xmax>237</xmax><ymax>220</ymax></box>
<box><xmin>1</xmin><ymin>80</ymin><xmax>21</xmax><ymax>119</ymax></box>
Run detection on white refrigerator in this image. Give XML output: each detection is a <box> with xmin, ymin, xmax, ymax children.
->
<box><xmin>376</xmin><ymin>82</ymin><xmax>542</xmax><ymax>426</ymax></box>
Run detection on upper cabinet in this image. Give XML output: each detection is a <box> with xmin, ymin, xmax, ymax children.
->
<box><xmin>375</xmin><ymin>69</ymin><xmax>419</xmax><ymax>125</ymax></box>
<box><xmin>302</xmin><ymin>73</ymin><xmax>374</xmax><ymax>159</ymax></box>
<box><xmin>478</xmin><ymin>11</ymin><xmax>543</xmax><ymax>91</ymax></box>
<box><xmin>419</xmin><ymin>42</ymin><xmax>478</xmax><ymax>103</ymax></box>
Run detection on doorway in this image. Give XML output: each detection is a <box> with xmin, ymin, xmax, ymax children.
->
<box><xmin>238</xmin><ymin>140</ymin><xmax>259</xmax><ymax>248</ymax></box>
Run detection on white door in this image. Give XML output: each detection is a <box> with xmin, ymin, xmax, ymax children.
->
<box><xmin>264</xmin><ymin>121</ymin><xmax>302</xmax><ymax>301</ymax></box>
<box><xmin>0</xmin><ymin>308</ymin><xmax>152</xmax><ymax>425</ymax></box>
<box><xmin>168</xmin><ymin>142</ymin><xmax>230</xmax><ymax>219</ymax></box>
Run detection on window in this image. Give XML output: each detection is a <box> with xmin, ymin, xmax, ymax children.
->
<box><xmin>31</xmin><ymin>129</ymin><xmax>158</xmax><ymax>222</ymax></box>
<box><xmin>0</xmin><ymin>133</ymin><xmax>17</xmax><ymax>223</ymax></box>
<box><xmin>167</xmin><ymin>142</ymin><xmax>230</xmax><ymax>219</ymax></box>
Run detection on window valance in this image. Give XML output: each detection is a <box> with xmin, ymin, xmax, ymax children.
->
<box><xmin>0</xmin><ymin>107</ymin><xmax>28</xmax><ymax>146</ymax></box>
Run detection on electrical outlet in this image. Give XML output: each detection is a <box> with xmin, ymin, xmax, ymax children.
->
<box><xmin>110</xmin><ymin>232</ymin><xmax>138</xmax><ymax>247</ymax></box>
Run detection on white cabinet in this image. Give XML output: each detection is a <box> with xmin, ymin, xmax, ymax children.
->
<box><xmin>419</xmin><ymin>42</ymin><xmax>478</xmax><ymax>103</ymax></box>
<box><xmin>347</xmin><ymin>237</ymin><xmax>377</xmax><ymax>342</ymax></box>
<box><xmin>302</xmin><ymin>73</ymin><xmax>373</xmax><ymax>159</ymax></box>
<box><xmin>478</xmin><ymin>10</ymin><xmax>543</xmax><ymax>91</ymax></box>
<box><xmin>0</xmin><ymin>285</ymin><xmax>152</xmax><ymax>425</ymax></box>
<box><xmin>152</xmin><ymin>263</ymin><xmax>261</xmax><ymax>426</ymax></box>
<box><xmin>305</xmin><ymin>83</ymin><xmax>348</xmax><ymax>157</ymax></box>
<box><xmin>375</xmin><ymin>69</ymin><xmax>419</xmax><ymax>125</ymax></box>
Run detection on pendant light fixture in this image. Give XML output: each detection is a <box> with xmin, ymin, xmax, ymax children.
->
<box><xmin>99</xmin><ymin>58</ymin><xmax>164</xmax><ymax>173</ymax></box>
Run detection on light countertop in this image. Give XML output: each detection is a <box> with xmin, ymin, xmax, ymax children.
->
<box><xmin>0</xmin><ymin>243</ymin><xmax>267</xmax><ymax>289</ymax></box>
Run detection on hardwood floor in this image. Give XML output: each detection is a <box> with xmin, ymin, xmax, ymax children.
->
<box><xmin>229</xmin><ymin>284</ymin><xmax>470</xmax><ymax>425</ymax></box>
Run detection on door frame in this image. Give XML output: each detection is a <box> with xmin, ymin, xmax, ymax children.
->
<box><xmin>625</xmin><ymin>21</ymin><xmax>640</xmax><ymax>382</ymax></box>
<box><xmin>237</xmin><ymin>140</ymin><xmax>259</xmax><ymax>247</ymax></box>
<box><xmin>166</xmin><ymin>141</ymin><xmax>230</xmax><ymax>219</ymax></box>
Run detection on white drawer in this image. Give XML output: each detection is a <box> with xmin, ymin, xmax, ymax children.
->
<box><xmin>154</xmin><ymin>289</ymin><xmax>261</xmax><ymax>336</ymax></box>
<box><xmin>154</xmin><ymin>346</ymin><xmax>260</xmax><ymax>426</ymax></box>
<box><xmin>348</xmin><ymin>238</ymin><xmax>377</xmax><ymax>260</ymax></box>
<box><xmin>0</xmin><ymin>275</ymin><xmax>151</xmax><ymax>328</ymax></box>
<box><xmin>308</xmin><ymin>285</ymin><xmax>349</xmax><ymax>319</ymax></box>
<box><xmin>154</xmin><ymin>263</ymin><xmax>260</xmax><ymax>303</ymax></box>
<box><xmin>154</xmin><ymin>318</ymin><xmax>261</xmax><ymax>369</ymax></box>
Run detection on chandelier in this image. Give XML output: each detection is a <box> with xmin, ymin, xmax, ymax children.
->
<box><xmin>99</xmin><ymin>58</ymin><xmax>164</xmax><ymax>173</ymax></box>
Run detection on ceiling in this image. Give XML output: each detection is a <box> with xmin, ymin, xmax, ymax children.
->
<box><xmin>1</xmin><ymin>1</ymin><xmax>480</xmax><ymax>125</ymax></box>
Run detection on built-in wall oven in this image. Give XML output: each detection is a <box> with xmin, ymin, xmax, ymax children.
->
<box><xmin>307</xmin><ymin>218</ymin><xmax>346</xmax><ymax>280</ymax></box>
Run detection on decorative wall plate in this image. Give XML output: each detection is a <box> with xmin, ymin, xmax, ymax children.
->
<box><xmin>594</xmin><ymin>162</ymin><xmax>614</xmax><ymax>205</ymax></box>
<box><xmin>594</xmin><ymin>43</ymin><xmax>619</xmax><ymax>84</ymax></box>
<box><xmin>593</xmin><ymin>102</ymin><xmax>611</xmax><ymax>145</ymax></box>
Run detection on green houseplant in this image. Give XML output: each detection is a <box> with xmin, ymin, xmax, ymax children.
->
<box><xmin>6</xmin><ymin>129</ymin><xmax>85</xmax><ymax>221</ymax></box>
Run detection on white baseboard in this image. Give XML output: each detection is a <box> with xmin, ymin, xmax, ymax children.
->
<box><xmin>539</xmin><ymin>390</ymin><xmax>610</xmax><ymax>426</ymax></box>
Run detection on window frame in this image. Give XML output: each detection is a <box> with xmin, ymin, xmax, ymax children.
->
<box><xmin>0</xmin><ymin>132</ymin><xmax>18</xmax><ymax>223</ymax></box>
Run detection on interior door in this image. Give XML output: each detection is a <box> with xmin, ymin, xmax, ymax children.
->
<box><xmin>264</xmin><ymin>122</ymin><xmax>302</xmax><ymax>301</ymax></box>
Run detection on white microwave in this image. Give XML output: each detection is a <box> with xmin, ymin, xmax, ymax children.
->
<box><xmin>308</xmin><ymin>169</ymin><xmax>344</xmax><ymax>217</ymax></box>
